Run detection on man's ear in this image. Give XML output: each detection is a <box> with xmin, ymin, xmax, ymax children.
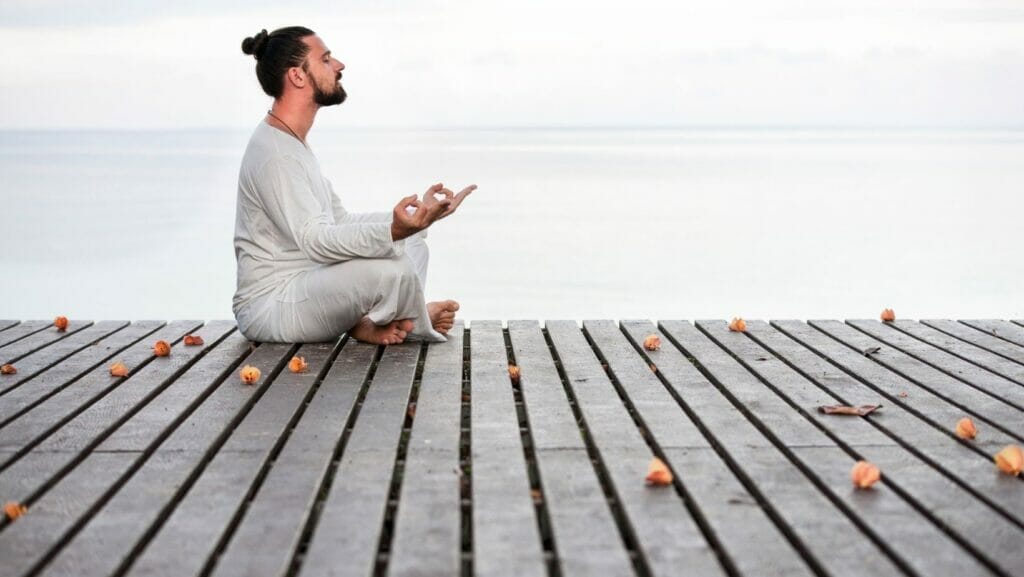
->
<box><xmin>287</xmin><ymin>67</ymin><xmax>306</xmax><ymax>88</ymax></box>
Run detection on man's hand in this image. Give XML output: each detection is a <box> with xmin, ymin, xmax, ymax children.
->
<box><xmin>391</xmin><ymin>183</ymin><xmax>453</xmax><ymax>241</ymax></box>
<box><xmin>436</xmin><ymin>184</ymin><xmax>476</xmax><ymax>221</ymax></box>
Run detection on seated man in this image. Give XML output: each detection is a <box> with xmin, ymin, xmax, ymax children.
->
<box><xmin>232</xmin><ymin>26</ymin><xmax>474</xmax><ymax>345</ymax></box>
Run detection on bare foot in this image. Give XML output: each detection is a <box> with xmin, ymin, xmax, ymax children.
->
<box><xmin>350</xmin><ymin>317</ymin><xmax>415</xmax><ymax>345</ymax></box>
<box><xmin>427</xmin><ymin>300</ymin><xmax>459</xmax><ymax>334</ymax></box>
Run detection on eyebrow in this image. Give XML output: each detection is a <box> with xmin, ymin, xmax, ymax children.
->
<box><xmin>321</xmin><ymin>50</ymin><xmax>331</xmax><ymax>59</ymax></box>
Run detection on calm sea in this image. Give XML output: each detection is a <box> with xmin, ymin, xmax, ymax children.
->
<box><xmin>1</xmin><ymin>128</ymin><xmax>1022</xmax><ymax>323</ymax></box>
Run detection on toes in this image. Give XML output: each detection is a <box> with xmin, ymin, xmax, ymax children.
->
<box><xmin>398</xmin><ymin>319</ymin><xmax>415</xmax><ymax>332</ymax></box>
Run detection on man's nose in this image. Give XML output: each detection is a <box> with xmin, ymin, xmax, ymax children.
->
<box><xmin>335</xmin><ymin>59</ymin><xmax>345</xmax><ymax>72</ymax></box>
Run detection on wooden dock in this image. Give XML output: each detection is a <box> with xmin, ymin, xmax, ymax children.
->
<box><xmin>0</xmin><ymin>318</ymin><xmax>1022</xmax><ymax>577</ymax></box>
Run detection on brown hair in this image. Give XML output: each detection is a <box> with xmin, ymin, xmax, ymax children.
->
<box><xmin>241</xmin><ymin>26</ymin><xmax>315</xmax><ymax>98</ymax></box>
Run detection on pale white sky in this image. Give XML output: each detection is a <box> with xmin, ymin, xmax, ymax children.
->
<box><xmin>1</xmin><ymin>0</ymin><xmax>1022</xmax><ymax>129</ymax></box>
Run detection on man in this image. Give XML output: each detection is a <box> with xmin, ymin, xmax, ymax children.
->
<box><xmin>233</xmin><ymin>26</ymin><xmax>474</xmax><ymax>345</ymax></box>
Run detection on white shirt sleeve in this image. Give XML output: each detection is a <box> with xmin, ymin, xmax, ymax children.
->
<box><xmin>254</xmin><ymin>155</ymin><xmax>405</xmax><ymax>263</ymax></box>
<box><xmin>328</xmin><ymin>180</ymin><xmax>428</xmax><ymax>239</ymax></box>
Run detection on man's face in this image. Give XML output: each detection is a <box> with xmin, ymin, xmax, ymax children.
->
<box><xmin>302</xmin><ymin>35</ymin><xmax>346</xmax><ymax>106</ymax></box>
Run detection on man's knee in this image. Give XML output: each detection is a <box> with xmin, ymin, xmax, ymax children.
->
<box><xmin>377</xmin><ymin>256</ymin><xmax>418</xmax><ymax>286</ymax></box>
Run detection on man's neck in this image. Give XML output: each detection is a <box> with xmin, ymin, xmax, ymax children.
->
<box><xmin>268</xmin><ymin>99</ymin><xmax>318</xmax><ymax>143</ymax></box>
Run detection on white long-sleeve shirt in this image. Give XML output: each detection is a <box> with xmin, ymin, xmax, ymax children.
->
<box><xmin>232</xmin><ymin>121</ymin><xmax>406</xmax><ymax>314</ymax></box>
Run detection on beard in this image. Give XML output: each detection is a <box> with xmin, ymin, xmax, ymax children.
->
<box><xmin>313</xmin><ymin>75</ymin><xmax>347</xmax><ymax>106</ymax></box>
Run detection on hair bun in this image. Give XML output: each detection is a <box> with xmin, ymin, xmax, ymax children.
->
<box><xmin>241</xmin><ymin>29</ymin><xmax>269</xmax><ymax>59</ymax></box>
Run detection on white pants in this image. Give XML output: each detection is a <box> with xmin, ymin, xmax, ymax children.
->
<box><xmin>235</xmin><ymin>235</ymin><xmax>445</xmax><ymax>343</ymax></box>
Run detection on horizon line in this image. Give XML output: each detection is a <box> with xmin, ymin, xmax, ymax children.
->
<box><xmin>2</xmin><ymin>124</ymin><xmax>1023</xmax><ymax>133</ymax></box>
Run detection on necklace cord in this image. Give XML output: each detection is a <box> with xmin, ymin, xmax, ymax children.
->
<box><xmin>266</xmin><ymin>110</ymin><xmax>304</xmax><ymax>144</ymax></box>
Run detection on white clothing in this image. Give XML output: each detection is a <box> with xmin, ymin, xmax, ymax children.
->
<box><xmin>232</xmin><ymin>121</ymin><xmax>444</xmax><ymax>343</ymax></box>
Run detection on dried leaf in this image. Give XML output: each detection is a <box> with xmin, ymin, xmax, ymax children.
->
<box><xmin>54</xmin><ymin>315</ymin><xmax>68</xmax><ymax>332</ymax></box>
<box><xmin>183</xmin><ymin>334</ymin><xmax>204</xmax><ymax>346</ymax></box>
<box><xmin>818</xmin><ymin>404</ymin><xmax>881</xmax><ymax>416</ymax></box>
<box><xmin>729</xmin><ymin>318</ymin><xmax>747</xmax><ymax>332</ymax></box>
<box><xmin>643</xmin><ymin>335</ymin><xmax>661</xmax><ymax>351</ymax></box>
<box><xmin>649</xmin><ymin>363</ymin><xmax>658</xmax><ymax>373</ymax></box>
<box><xmin>851</xmin><ymin>461</ymin><xmax>881</xmax><ymax>489</ymax></box>
<box><xmin>955</xmin><ymin>417</ymin><xmax>977</xmax><ymax>440</ymax></box>
<box><xmin>406</xmin><ymin>402</ymin><xmax>416</xmax><ymax>419</ymax></box>
<box><xmin>645</xmin><ymin>457</ymin><xmax>673</xmax><ymax>486</ymax></box>
<box><xmin>0</xmin><ymin>364</ymin><xmax>16</xmax><ymax>375</ymax></box>
<box><xmin>288</xmin><ymin>356</ymin><xmax>308</xmax><ymax>373</ymax></box>
<box><xmin>880</xmin><ymin>308</ymin><xmax>896</xmax><ymax>322</ymax></box>
<box><xmin>3</xmin><ymin>501</ymin><xmax>27</xmax><ymax>521</ymax></box>
<box><xmin>239</xmin><ymin>365</ymin><xmax>261</xmax><ymax>385</ymax></box>
<box><xmin>861</xmin><ymin>346</ymin><xmax>881</xmax><ymax>356</ymax></box>
<box><xmin>508</xmin><ymin>364</ymin><xmax>521</xmax><ymax>384</ymax></box>
<box><xmin>530</xmin><ymin>489</ymin><xmax>542</xmax><ymax>502</ymax></box>
<box><xmin>994</xmin><ymin>445</ymin><xmax>1023</xmax><ymax>476</ymax></box>
<box><xmin>109</xmin><ymin>361</ymin><xmax>129</xmax><ymax>377</ymax></box>
<box><xmin>153</xmin><ymin>340</ymin><xmax>171</xmax><ymax>357</ymax></box>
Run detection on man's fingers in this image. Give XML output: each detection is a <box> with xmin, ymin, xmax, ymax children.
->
<box><xmin>458</xmin><ymin>184</ymin><xmax>477</xmax><ymax>197</ymax></box>
<box><xmin>396</xmin><ymin>194</ymin><xmax>418</xmax><ymax>210</ymax></box>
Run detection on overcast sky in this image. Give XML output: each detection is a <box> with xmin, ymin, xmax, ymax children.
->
<box><xmin>2</xmin><ymin>0</ymin><xmax>1022</xmax><ymax>129</ymax></box>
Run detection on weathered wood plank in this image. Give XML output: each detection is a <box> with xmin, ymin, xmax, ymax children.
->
<box><xmin>745</xmin><ymin>320</ymin><xmax>1024</xmax><ymax>527</ymax></box>
<box><xmin>509</xmin><ymin>321</ymin><xmax>635</xmax><ymax>577</ymax></box>
<box><xmin>299</xmin><ymin>342</ymin><xmax>422</xmax><ymax>577</ymax></box>
<box><xmin>0</xmin><ymin>321</ymin><xmax>199</xmax><ymax>455</ymax></box>
<box><xmin>0</xmin><ymin>321</ymin><xmax>52</xmax><ymax>349</ymax></box>
<box><xmin>698</xmin><ymin>320</ymin><xmax>1024</xmax><ymax>575</ymax></box>
<box><xmin>0</xmin><ymin>322</ymin><xmax>238</xmax><ymax>504</ymax></box>
<box><xmin>388</xmin><ymin>322</ymin><xmax>465</xmax><ymax>577</ymax></box>
<box><xmin>0</xmin><ymin>323</ymin><xmax>165</xmax><ymax>426</ymax></box>
<box><xmin>0</xmin><ymin>320</ymin><xmax>131</xmax><ymax>398</ymax></box>
<box><xmin>0</xmin><ymin>333</ymin><xmax>282</xmax><ymax>577</ymax></box>
<box><xmin>0</xmin><ymin>320</ymin><xmax>91</xmax><ymax>364</ymax></box>
<box><xmin>891</xmin><ymin>319</ymin><xmax>1024</xmax><ymax>385</ymax></box>
<box><xmin>586</xmin><ymin>320</ymin><xmax>813</xmax><ymax>577</ymax></box>
<box><xmin>848</xmin><ymin>320</ymin><xmax>1024</xmax><ymax>409</ymax></box>
<box><xmin>676</xmin><ymin>319</ymin><xmax>995</xmax><ymax>576</ymax></box>
<box><xmin>0</xmin><ymin>320</ymin><xmax>156</xmax><ymax>418</ymax></box>
<box><xmin>207</xmin><ymin>338</ymin><xmax>375</xmax><ymax>577</ymax></box>
<box><xmin>801</xmin><ymin>320</ymin><xmax>1024</xmax><ymax>444</ymax></box>
<box><xmin>547</xmin><ymin>320</ymin><xmax>724</xmax><ymax>577</ymax></box>
<box><xmin>922</xmin><ymin>320</ymin><xmax>1024</xmax><ymax>366</ymax></box>
<box><xmin>45</xmin><ymin>342</ymin><xmax>315</xmax><ymax>577</ymax></box>
<box><xmin>463</xmin><ymin>321</ymin><xmax>546</xmax><ymax>577</ymax></box>
<box><xmin>960</xmin><ymin>319</ymin><xmax>1024</xmax><ymax>349</ymax></box>
<box><xmin>0</xmin><ymin>321</ymin><xmax>21</xmax><ymax>333</ymax></box>
<box><xmin>640</xmin><ymin>320</ymin><xmax>906</xmax><ymax>577</ymax></box>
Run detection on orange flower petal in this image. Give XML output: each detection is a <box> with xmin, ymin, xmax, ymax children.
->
<box><xmin>54</xmin><ymin>316</ymin><xmax>69</xmax><ymax>331</ymax></box>
<box><xmin>153</xmin><ymin>340</ymin><xmax>171</xmax><ymax>357</ymax></box>
<box><xmin>239</xmin><ymin>365</ymin><xmax>261</xmax><ymax>385</ymax></box>
<box><xmin>183</xmin><ymin>335</ymin><xmax>204</xmax><ymax>346</ymax></box>
<box><xmin>508</xmin><ymin>364</ymin><xmax>521</xmax><ymax>384</ymax></box>
<box><xmin>109</xmin><ymin>361</ymin><xmax>129</xmax><ymax>377</ymax></box>
<box><xmin>729</xmin><ymin>318</ymin><xmax>747</xmax><ymax>332</ymax></box>
<box><xmin>643</xmin><ymin>335</ymin><xmax>661</xmax><ymax>351</ymax></box>
<box><xmin>3</xmin><ymin>501</ymin><xmax>27</xmax><ymax>521</ymax></box>
<box><xmin>851</xmin><ymin>461</ymin><xmax>881</xmax><ymax>489</ymax></box>
<box><xmin>0</xmin><ymin>364</ymin><xmax>16</xmax><ymax>375</ymax></box>
<box><xmin>646</xmin><ymin>457</ymin><xmax>673</xmax><ymax>486</ymax></box>
<box><xmin>994</xmin><ymin>445</ymin><xmax>1023</xmax><ymax>476</ymax></box>
<box><xmin>288</xmin><ymin>356</ymin><xmax>308</xmax><ymax>373</ymax></box>
<box><xmin>955</xmin><ymin>417</ymin><xmax>977</xmax><ymax>440</ymax></box>
<box><xmin>880</xmin><ymin>308</ymin><xmax>896</xmax><ymax>322</ymax></box>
